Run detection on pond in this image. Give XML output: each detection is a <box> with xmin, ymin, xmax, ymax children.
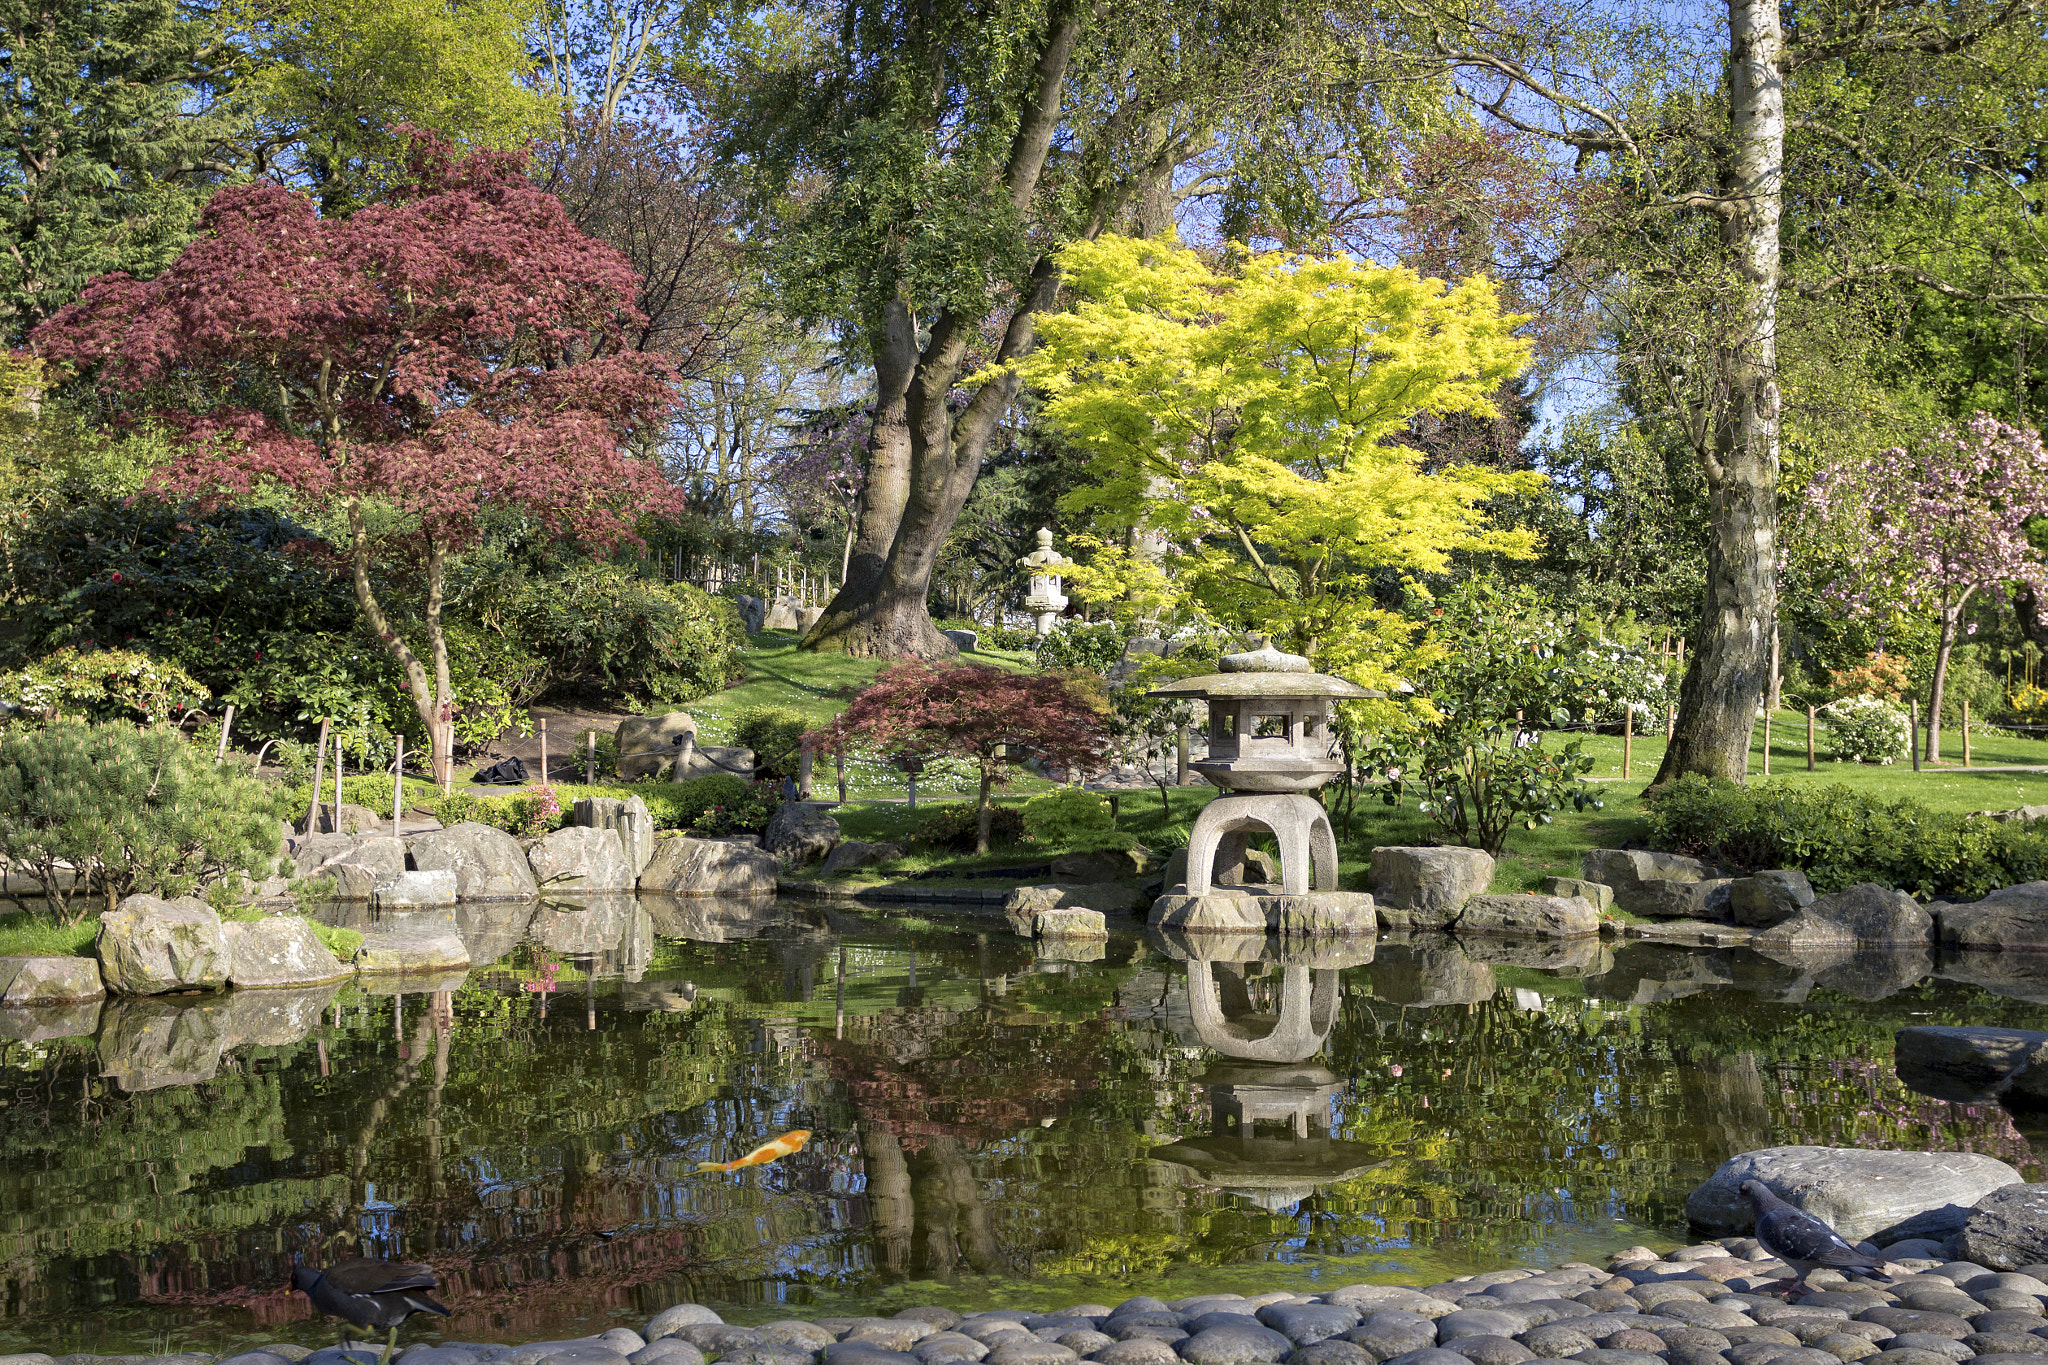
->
<box><xmin>3</xmin><ymin>897</ymin><xmax>2045</xmax><ymax>1359</ymax></box>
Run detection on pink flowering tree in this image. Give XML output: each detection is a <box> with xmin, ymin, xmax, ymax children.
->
<box><xmin>811</xmin><ymin>662</ymin><xmax>1107</xmax><ymax>853</ymax></box>
<box><xmin>1804</xmin><ymin>414</ymin><xmax>2048</xmax><ymax>760</ymax></box>
<box><xmin>32</xmin><ymin>132</ymin><xmax>684</xmax><ymax>781</ymax></box>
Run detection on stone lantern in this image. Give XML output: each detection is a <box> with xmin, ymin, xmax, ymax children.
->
<box><xmin>1017</xmin><ymin>527</ymin><xmax>1071</xmax><ymax>638</ymax></box>
<box><xmin>1147</xmin><ymin>637</ymin><xmax>1382</xmax><ymax>935</ymax></box>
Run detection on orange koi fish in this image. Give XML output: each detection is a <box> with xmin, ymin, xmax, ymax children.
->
<box><xmin>696</xmin><ymin>1129</ymin><xmax>810</xmax><ymax>1173</ymax></box>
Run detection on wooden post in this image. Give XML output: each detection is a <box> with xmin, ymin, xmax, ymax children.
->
<box><xmin>1807</xmin><ymin>705</ymin><xmax>1817</xmax><ymax>771</ymax></box>
<box><xmin>674</xmin><ymin>732</ymin><xmax>696</xmax><ymax>784</ymax></box>
<box><xmin>538</xmin><ymin>716</ymin><xmax>548</xmax><ymax>786</ymax></box>
<box><xmin>1964</xmin><ymin>698</ymin><xmax>1973</xmax><ymax>768</ymax></box>
<box><xmin>1911</xmin><ymin>701</ymin><xmax>1922</xmax><ymax>773</ymax></box>
<box><xmin>1761</xmin><ymin>707</ymin><xmax>1771</xmax><ymax>776</ymax></box>
<box><xmin>334</xmin><ymin>728</ymin><xmax>345</xmax><ymax>827</ymax></box>
<box><xmin>1769</xmin><ymin>623</ymin><xmax>1781</xmax><ymax>713</ymax></box>
<box><xmin>1622</xmin><ymin>707</ymin><xmax>1632</xmax><ymax>780</ymax></box>
<box><xmin>392</xmin><ymin>733</ymin><xmax>405</xmax><ymax>839</ymax></box>
<box><xmin>1177</xmin><ymin>724</ymin><xmax>1191</xmax><ymax>786</ymax></box>
<box><xmin>1666</xmin><ymin>703</ymin><xmax>1676</xmax><ymax>742</ymax></box>
<box><xmin>587</xmin><ymin>729</ymin><xmax>597</xmax><ymax>785</ymax></box>
<box><xmin>798</xmin><ymin>740</ymin><xmax>815</xmax><ymax>800</ymax></box>
<box><xmin>308</xmin><ymin>717</ymin><xmax>330</xmax><ymax>831</ymax></box>
<box><xmin>216</xmin><ymin>703</ymin><xmax>235</xmax><ymax>761</ymax></box>
<box><xmin>907</xmin><ymin>772</ymin><xmax>917</xmax><ymax>811</ymax></box>
<box><xmin>837</xmin><ymin>746</ymin><xmax>848</xmax><ymax>804</ymax></box>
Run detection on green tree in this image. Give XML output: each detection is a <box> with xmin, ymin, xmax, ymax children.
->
<box><xmin>1020</xmin><ymin>233</ymin><xmax>1537</xmax><ymax>688</ymax></box>
<box><xmin>0</xmin><ymin>0</ymin><xmax>240</xmax><ymax>342</ymax></box>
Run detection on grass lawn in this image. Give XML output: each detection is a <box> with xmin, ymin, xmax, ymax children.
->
<box><xmin>0</xmin><ymin>909</ymin><xmax>98</xmax><ymax>958</ymax></box>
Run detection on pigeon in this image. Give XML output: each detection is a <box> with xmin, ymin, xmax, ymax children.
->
<box><xmin>291</xmin><ymin>1259</ymin><xmax>451</xmax><ymax>1363</ymax></box>
<box><xmin>1741</xmin><ymin>1180</ymin><xmax>1890</xmax><ymax>1290</ymax></box>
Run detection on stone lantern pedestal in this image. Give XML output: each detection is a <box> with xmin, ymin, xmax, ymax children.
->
<box><xmin>1017</xmin><ymin>527</ymin><xmax>1070</xmax><ymax>638</ymax></box>
<box><xmin>1145</xmin><ymin>639</ymin><xmax>1382</xmax><ymax>936</ymax></box>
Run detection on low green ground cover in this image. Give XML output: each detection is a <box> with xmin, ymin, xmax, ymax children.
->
<box><xmin>0</xmin><ymin>911</ymin><xmax>97</xmax><ymax>958</ymax></box>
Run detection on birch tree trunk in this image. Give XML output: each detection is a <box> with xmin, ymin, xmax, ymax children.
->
<box><xmin>1653</xmin><ymin>0</ymin><xmax>1784</xmax><ymax>787</ymax></box>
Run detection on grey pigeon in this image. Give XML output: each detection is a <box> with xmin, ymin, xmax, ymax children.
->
<box><xmin>1741</xmin><ymin>1180</ymin><xmax>1889</xmax><ymax>1290</ymax></box>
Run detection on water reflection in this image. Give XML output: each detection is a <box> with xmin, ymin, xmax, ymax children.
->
<box><xmin>2</xmin><ymin>906</ymin><xmax>2047</xmax><ymax>1357</ymax></box>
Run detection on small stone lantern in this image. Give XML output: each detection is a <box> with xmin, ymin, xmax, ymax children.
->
<box><xmin>1017</xmin><ymin>527</ymin><xmax>1071</xmax><ymax>638</ymax></box>
<box><xmin>1147</xmin><ymin>638</ymin><xmax>1382</xmax><ymax>932</ymax></box>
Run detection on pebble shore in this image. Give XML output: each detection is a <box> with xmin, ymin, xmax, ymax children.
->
<box><xmin>17</xmin><ymin>1238</ymin><xmax>2048</xmax><ymax>1365</ymax></box>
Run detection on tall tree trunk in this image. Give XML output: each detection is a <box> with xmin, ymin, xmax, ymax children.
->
<box><xmin>348</xmin><ymin>497</ymin><xmax>457</xmax><ymax>784</ymax></box>
<box><xmin>803</xmin><ymin>6</ymin><xmax>1083</xmax><ymax>658</ymax></box>
<box><xmin>1927</xmin><ymin>594</ymin><xmax>1971</xmax><ymax>761</ymax></box>
<box><xmin>1654</xmin><ymin>0</ymin><xmax>1783</xmax><ymax>787</ymax></box>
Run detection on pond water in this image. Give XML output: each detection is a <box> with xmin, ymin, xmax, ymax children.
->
<box><xmin>3</xmin><ymin>897</ymin><xmax>2047</xmax><ymax>1359</ymax></box>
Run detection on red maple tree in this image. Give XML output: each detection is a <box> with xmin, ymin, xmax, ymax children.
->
<box><xmin>813</xmin><ymin>662</ymin><xmax>1107</xmax><ymax>853</ymax></box>
<box><xmin>32</xmin><ymin>131</ymin><xmax>684</xmax><ymax>780</ymax></box>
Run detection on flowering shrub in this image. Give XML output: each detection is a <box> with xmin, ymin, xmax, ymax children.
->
<box><xmin>0</xmin><ymin>647</ymin><xmax>210</xmax><ymax>726</ymax></box>
<box><xmin>1819</xmin><ymin>696</ymin><xmax>1910</xmax><ymax>764</ymax></box>
<box><xmin>1827</xmin><ymin>651</ymin><xmax>1911</xmax><ymax>703</ymax></box>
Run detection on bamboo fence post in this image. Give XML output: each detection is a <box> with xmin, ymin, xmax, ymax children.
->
<box><xmin>539</xmin><ymin>716</ymin><xmax>548</xmax><ymax>786</ymax></box>
<box><xmin>1666</xmin><ymin>704</ymin><xmax>1676</xmax><ymax>742</ymax></box>
<box><xmin>798</xmin><ymin>740</ymin><xmax>814</xmax><ymax>800</ymax></box>
<box><xmin>1964</xmin><ymin>698</ymin><xmax>1972</xmax><ymax>767</ymax></box>
<box><xmin>1807</xmin><ymin>705</ymin><xmax>1816</xmax><ymax>771</ymax></box>
<box><xmin>587</xmin><ymin>729</ymin><xmax>597</xmax><ymax>785</ymax></box>
<box><xmin>836</xmin><ymin>746</ymin><xmax>848</xmax><ymax>804</ymax></box>
<box><xmin>1769</xmin><ymin>624</ymin><xmax>1781</xmax><ymax>712</ymax></box>
<box><xmin>308</xmin><ymin>717</ymin><xmax>330</xmax><ymax>831</ymax></box>
<box><xmin>1911</xmin><ymin>701</ymin><xmax>1922</xmax><ymax>773</ymax></box>
<box><xmin>392</xmin><ymin>733</ymin><xmax>405</xmax><ymax>839</ymax></box>
<box><xmin>216</xmin><ymin>703</ymin><xmax>235</xmax><ymax>761</ymax></box>
<box><xmin>1622</xmin><ymin>707</ymin><xmax>1632</xmax><ymax>780</ymax></box>
<box><xmin>333</xmin><ymin>728</ymin><xmax>344</xmax><ymax>825</ymax></box>
<box><xmin>1761</xmin><ymin>707</ymin><xmax>1771</xmax><ymax>776</ymax></box>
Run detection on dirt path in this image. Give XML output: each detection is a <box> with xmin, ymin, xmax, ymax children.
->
<box><xmin>475</xmin><ymin>706</ymin><xmax>638</xmax><ymax>786</ymax></box>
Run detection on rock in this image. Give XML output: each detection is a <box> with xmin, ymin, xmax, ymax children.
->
<box><xmin>1036</xmin><ymin>907</ymin><xmax>1107</xmax><ymax>938</ymax></box>
<box><xmin>1088</xmin><ymin>1343</ymin><xmax>1180</xmax><ymax>1365</ymax></box>
<box><xmin>639</xmin><ymin>835</ymin><xmax>780</xmax><ymax>896</ymax></box>
<box><xmin>575</xmin><ymin>797</ymin><xmax>655</xmax><ymax>877</ymax></box>
<box><xmin>756</xmin><ymin>1324</ymin><xmax>835</xmax><ymax>1351</ymax></box>
<box><xmin>764</xmin><ymin>802</ymin><xmax>840</xmax><ymax>867</ymax></box>
<box><xmin>304</xmin><ymin>802</ymin><xmax>389</xmax><ymax>835</ymax></box>
<box><xmin>1015</xmin><ymin>883</ymin><xmax>1145</xmax><ymax>915</ymax></box>
<box><xmin>529</xmin><ymin>826</ymin><xmax>634</xmax><ymax>892</ymax></box>
<box><xmin>1896</xmin><ymin>1026</ymin><xmax>2048</xmax><ymax>1107</ymax></box>
<box><xmin>353</xmin><ymin>930</ymin><xmax>471</xmax><ymax>974</ymax></box>
<box><xmin>1453</xmin><ymin>893</ymin><xmax>1600</xmax><ymax>938</ymax></box>
<box><xmin>618</xmin><ymin>713</ymin><xmax>699</xmax><ymax>780</ymax></box>
<box><xmin>943</xmin><ymin>628</ymin><xmax>979</xmax><ymax>651</ymax></box>
<box><xmin>406</xmin><ymin>822</ymin><xmax>538</xmax><ymax>900</ymax></box>
<box><xmin>646</xmin><ymin>1305</ymin><xmax>724</xmax><ymax>1339</ymax></box>
<box><xmin>1753</xmin><ymin>910</ymin><xmax>1858</xmax><ymax>955</ymax></box>
<box><xmin>1732</xmin><ymin>871</ymin><xmax>1818</xmax><ymax>927</ymax></box>
<box><xmin>0</xmin><ymin>997</ymin><xmax>100</xmax><ymax>1041</ymax></box>
<box><xmin>1371</xmin><ymin>940</ymin><xmax>1497</xmax><ymax>1006</ymax></box>
<box><xmin>1582</xmin><ymin>849</ymin><xmax>1724</xmax><ymax>916</ymax></box>
<box><xmin>1685</xmin><ymin>1146</ymin><xmax>2024</xmax><ymax>1241</ymax></box>
<box><xmin>1255</xmin><ymin>1304</ymin><xmax>1360</xmax><ymax>1343</ymax></box>
<box><xmin>735</xmin><ymin>595</ymin><xmax>766</xmax><ymax>634</ymax></box>
<box><xmin>1370</xmin><ymin>847</ymin><xmax>1496</xmax><ymax>927</ymax></box>
<box><xmin>1952</xmin><ymin>1185</ymin><xmax>2048</xmax><ymax>1270</ymax></box>
<box><xmin>0</xmin><ymin>954</ymin><xmax>103</xmax><ymax>1005</ymax></box>
<box><xmin>372</xmin><ymin>869</ymin><xmax>459</xmax><ymax>908</ymax></box>
<box><xmin>1148</xmin><ymin>890</ymin><xmax>1268</xmax><ymax>932</ymax></box>
<box><xmin>1940</xmin><ymin>883</ymin><xmax>2048</xmax><ymax>952</ymax></box>
<box><xmin>820</xmin><ymin>840</ymin><xmax>902</xmax><ymax>877</ymax></box>
<box><xmin>1052</xmin><ymin>849</ymin><xmax>1151</xmax><ymax>883</ymax></box>
<box><xmin>289</xmin><ymin>831</ymin><xmax>359</xmax><ymax>879</ymax></box>
<box><xmin>1176</xmin><ymin>1323</ymin><xmax>1295</xmax><ymax>1365</ymax></box>
<box><xmin>1541</xmin><ymin>876</ymin><xmax>1614</xmax><ymax>911</ymax></box>
<box><xmin>96</xmin><ymin>895</ymin><xmax>227</xmax><ymax>995</ymax></box>
<box><xmin>221</xmin><ymin>916</ymin><xmax>351</xmax><ymax>988</ymax></box>
<box><xmin>1801</xmin><ymin>884</ymin><xmax>1934</xmax><ymax>944</ymax></box>
<box><xmin>1268</xmin><ymin>891</ymin><xmax>1378</xmax><ymax>936</ymax></box>
<box><xmin>1165</xmin><ymin>846</ymin><xmax>1280</xmax><ymax>888</ymax></box>
<box><xmin>97</xmin><ymin>996</ymin><xmax>226</xmax><ymax>1090</ymax></box>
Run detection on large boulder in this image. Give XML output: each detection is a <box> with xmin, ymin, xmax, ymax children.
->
<box><xmin>96</xmin><ymin>895</ymin><xmax>227</xmax><ymax>996</ymax></box>
<box><xmin>406</xmin><ymin>822</ymin><xmax>538</xmax><ymax>900</ymax></box>
<box><xmin>1896</xmin><ymin>1025</ymin><xmax>2048</xmax><ymax>1106</ymax></box>
<box><xmin>288</xmin><ymin>832</ymin><xmax>359</xmax><ymax>879</ymax></box>
<box><xmin>819</xmin><ymin>840</ymin><xmax>902</xmax><ymax>877</ymax></box>
<box><xmin>574</xmin><ymin>796</ymin><xmax>656</xmax><ymax>877</ymax></box>
<box><xmin>1806</xmin><ymin>882</ymin><xmax>1933</xmax><ymax>944</ymax></box>
<box><xmin>1052</xmin><ymin>848</ymin><xmax>1152</xmax><ymax>883</ymax></box>
<box><xmin>0</xmin><ymin>955</ymin><xmax>104</xmax><ymax>1005</ymax></box>
<box><xmin>1751</xmin><ymin>909</ymin><xmax>1857</xmax><ymax>955</ymax></box>
<box><xmin>528</xmin><ymin>826</ymin><xmax>634</xmax><ymax>892</ymax></box>
<box><xmin>96</xmin><ymin>996</ymin><xmax>226</xmax><ymax>1090</ymax></box>
<box><xmin>1950</xmin><ymin>1183</ymin><xmax>2048</xmax><ymax>1269</ymax></box>
<box><xmin>1148</xmin><ymin>890</ymin><xmax>1268</xmax><ymax>933</ymax></box>
<box><xmin>1581</xmin><ymin>849</ymin><xmax>1724</xmax><ymax>916</ymax></box>
<box><xmin>1730</xmin><ymin>870</ymin><xmax>1816</xmax><ymax>927</ymax></box>
<box><xmin>353</xmin><ymin>930</ymin><xmax>471</xmax><ymax>975</ymax></box>
<box><xmin>313</xmin><ymin>837</ymin><xmax>409</xmax><ymax>900</ymax></box>
<box><xmin>1370</xmin><ymin>939</ymin><xmax>1496</xmax><ymax>1006</ymax></box>
<box><xmin>617</xmin><ymin>713</ymin><xmax>698</xmax><ymax>781</ymax></box>
<box><xmin>639</xmin><ymin>835</ymin><xmax>780</xmax><ymax>897</ymax></box>
<box><xmin>942</xmin><ymin>628</ymin><xmax>978</xmax><ymax>651</ymax></box>
<box><xmin>1369</xmin><ymin>847</ymin><xmax>1495</xmax><ymax>928</ymax></box>
<box><xmin>1540</xmin><ymin>876</ymin><xmax>1613</xmax><ymax>911</ymax></box>
<box><xmin>1011</xmin><ymin>882</ymin><xmax>1144</xmax><ymax>915</ymax></box>
<box><xmin>1453</xmin><ymin>893</ymin><xmax>1600</xmax><ymax>938</ymax></box>
<box><xmin>1165</xmin><ymin>845</ymin><xmax>1280</xmax><ymax>888</ymax></box>
<box><xmin>1267</xmin><ymin>891</ymin><xmax>1378</xmax><ymax>936</ymax></box>
<box><xmin>371</xmin><ymin>869</ymin><xmax>459</xmax><ymax>908</ymax></box>
<box><xmin>1940</xmin><ymin>882</ymin><xmax>2048</xmax><ymax>951</ymax></box>
<box><xmin>303</xmin><ymin>802</ymin><xmax>391</xmax><ymax>835</ymax></box>
<box><xmin>1035</xmin><ymin>907</ymin><xmax>1107</xmax><ymax>938</ymax></box>
<box><xmin>763</xmin><ymin>802</ymin><xmax>840</xmax><ymax>867</ymax></box>
<box><xmin>221</xmin><ymin>916</ymin><xmax>353</xmax><ymax>988</ymax></box>
<box><xmin>1684</xmin><ymin>1145</ymin><xmax>2023</xmax><ymax>1241</ymax></box>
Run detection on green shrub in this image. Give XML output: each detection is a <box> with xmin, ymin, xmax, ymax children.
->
<box><xmin>431</xmin><ymin>787</ymin><xmax>563</xmax><ymax>837</ymax></box>
<box><xmin>915</xmin><ymin>801</ymin><xmax>1026</xmax><ymax>851</ymax></box>
<box><xmin>1645</xmin><ymin>774</ymin><xmax>2048</xmax><ymax>899</ymax></box>
<box><xmin>0</xmin><ymin>647</ymin><xmax>211</xmax><ymax>726</ymax></box>
<box><xmin>0</xmin><ymin>723</ymin><xmax>287</xmax><ymax>923</ymax></box>
<box><xmin>1022</xmin><ymin>787</ymin><xmax>1139</xmax><ymax>853</ymax></box>
<box><xmin>688</xmin><ymin>779</ymin><xmax>780</xmax><ymax>836</ymax></box>
<box><xmin>1034</xmin><ymin>621</ymin><xmax>1126</xmax><ymax>672</ymax></box>
<box><xmin>733</xmin><ymin>706</ymin><xmax>810</xmax><ymax>779</ymax></box>
<box><xmin>1818</xmin><ymin>696</ymin><xmax>1910</xmax><ymax>764</ymax></box>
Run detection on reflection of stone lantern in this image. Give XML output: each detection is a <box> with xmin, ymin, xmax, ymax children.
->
<box><xmin>1017</xmin><ymin>527</ymin><xmax>1071</xmax><ymax>638</ymax></box>
<box><xmin>1147</xmin><ymin>638</ymin><xmax>1382</xmax><ymax>935</ymax></box>
<box><xmin>1146</xmin><ymin>1061</ymin><xmax>1387</xmax><ymax>1211</ymax></box>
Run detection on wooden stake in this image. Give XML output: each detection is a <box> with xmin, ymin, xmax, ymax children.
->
<box><xmin>1807</xmin><ymin>705</ymin><xmax>1816</xmax><ymax>771</ymax></box>
<box><xmin>392</xmin><ymin>733</ymin><xmax>405</xmax><ymax>839</ymax></box>
<box><xmin>1666</xmin><ymin>703</ymin><xmax>1676</xmax><ymax>742</ymax></box>
<box><xmin>587</xmin><ymin>729</ymin><xmax>597</xmax><ymax>785</ymax></box>
<box><xmin>1177</xmin><ymin>724</ymin><xmax>1191</xmax><ymax>786</ymax></box>
<box><xmin>1911</xmin><ymin>701</ymin><xmax>1922</xmax><ymax>772</ymax></box>
<box><xmin>308</xmin><ymin>717</ymin><xmax>330</xmax><ymax>831</ymax></box>
<box><xmin>538</xmin><ymin>716</ymin><xmax>548</xmax><ymax>786</ymax></box>
<box><xmin>216</xmin><ymin>703</ymin><xmax>235</xmax><ymax>761</ymax></box>
<box><xmin>798</xmin><ymin>740</ymin><xmax>815</xmax><ymax>800</ymax></box>
<box><xmin>333</xmin><ymin>728</ymin><xmax>344</xmax><ymax>827</ymax></box>
<box><xmin>1964</xmin><ymin>698</ymin><xmax>1973</xmax><ymax>767</ymax></box>
<box><xmin>1622</xmin><ymin>707</ymin><xmax>1633</xmax><ymax>780</ymax></box>
<box><xmin>837</xmin><ymin>746</ymin><xmax>848</xmax><ymax>804</ymax></box>
<box><xmin>1769</xmin><ymin>624</ymin><xmax>1781</xmax><ymax>713</ymax></box>
<box><xmin>1761</xmin><ymin>708</ymin><xmax>1771</xmax><ymax>776</ymax></box>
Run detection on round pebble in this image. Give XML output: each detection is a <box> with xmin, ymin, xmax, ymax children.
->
<box><xmin>1175</xmin><ymin>1323</ymin><xmax>1293</xmax><ymax>1365</ymax></box>
<box><xmin>1510</xmin><ymin>1326</ymin><xmax>1592</xmax><ymax>1358</ymax></box>
<box><xmin>1437</xmin><ymin>1312</ymin><xmax>1523</xmax><ymax>1343</ymax></box>
<box><xmin>1104</xmin><ymin>1325</ymin><xmax>1184</xmax><ymax>1347</ymax></box>
<box><xmin>1726</xmin><ymin>1328</ymin><xmax>1804</xmax><ymax>1347</ymax></box>
<box><xmin>1056</xmin><ymin>1336</ymin><xmax>1111</xmax><ymax>1357</ymax></box>
<box><xmin>1596</xmin><ymin>1330</ymin><xmax>1664</xmax><ymax>1354</ymax></box>
<box><xmin>984</xmin><ymin>1342</ymin><xmax>1076</xmax><ymax>1365</ymax></box>
<box><xmin>1085</xmin><ymin>1342</ymin><xmax>1180</xmax><ymax>1365</ymax></box>
<box><xmin>1344</xmin><ymin>1317</ymin><xmax>1438</xmax><ymax>1361</ymax></box>
<box><xmin>1286</xmin><ymin>1346</ymin><xmax>1375</xmax><ymax>1365</ymax></box>
<box><xmin>914</xmin><ymin>1336</ymin><xmax>988</xmax><ymax>1365</ymax></box>
<box><xmin>1882</xmin><ymin>1336</ymin><xmax>1970</xmax><ymax>1361</ymax></box>
<box><xmin>1438</xmin><ymin>1337</ymin><xmax>1528</xmax><ymax>1365</ymax></box>
<box><xmin>1813</xmin><ymin>1336</ymin><xmax>1880</xmax><ymax>1362</ymax></box>
<box><xmin>1972</xmin><ymin>1335</ymin><xmax>2048</xmax><ymax>1357</ymax></box>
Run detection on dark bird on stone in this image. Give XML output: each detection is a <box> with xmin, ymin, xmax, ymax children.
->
<box><xmin>290</xmin><ymin>1260</ymin><xmax>451</xmax><ymax>1363</ymax></box>
<box><xmin>1741</xmin><ymin>1180</ymin><xmax>1891</xmax><ymax>1291</ymax></box>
